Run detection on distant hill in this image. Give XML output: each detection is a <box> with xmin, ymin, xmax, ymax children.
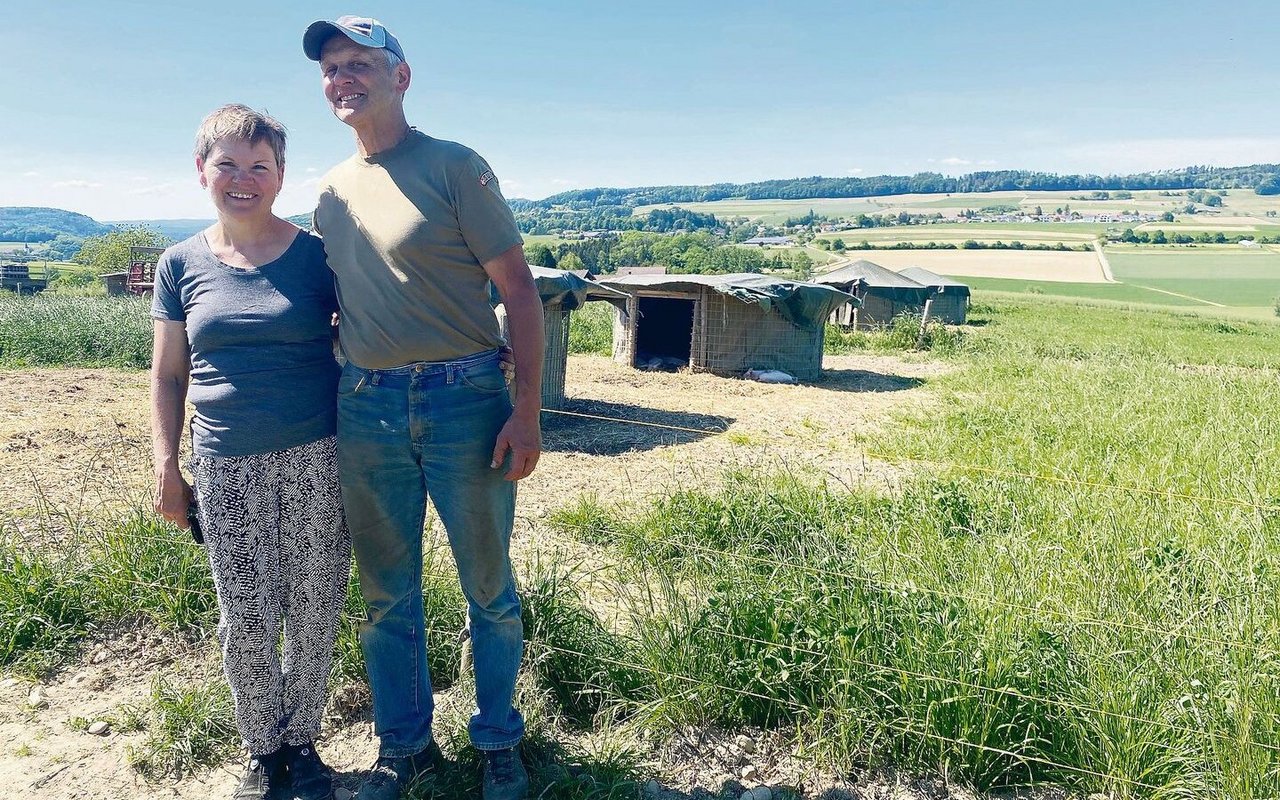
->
<box><xmin>0</xmin><ymin>207</ymin><xmax>114</xmax><ymax>243</ymax></box>
<box><xmin>106</xmin><ymin>219</ymin><xmax>212</xmax><ymax>242</ymax></box>
<box><xmin>9</xmin><ymin>161</ymin><xmax>1280</xmax><ymax>246</ymax></box>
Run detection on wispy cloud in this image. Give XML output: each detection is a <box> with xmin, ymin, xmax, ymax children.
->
<box><xmin>52</xmin><ymin>179</ymin><xmax>103</xmax><ymax>189</ymax></box>
<box><xmin>550</xmin><ymin>178</ymin><xmax>575</xmax><ymax>186</ymax></box>
<box><xmin>926</xmin><ymin>157</ymin><xmax>997</xmax><ymax>170</ymax></box>
<box><xmin>846</xmin><ymin>168</ymin><xmax>864</xmax><ymax>175</ymax></box>
<box><xmin>22</xmin><ymin>171</ymin><xmax>40</xmax><ymax>178</ymax></box>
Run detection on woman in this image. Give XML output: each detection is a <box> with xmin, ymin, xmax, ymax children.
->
<box><xmin>151</xmin><ymin>104</ymin><xmax>349</xmax><ymax>800</ymax></box>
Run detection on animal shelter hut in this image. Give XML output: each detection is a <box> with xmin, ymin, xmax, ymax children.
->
<box><xmin>596</xmin><ymin>272</ymin><xmax>855</xmax><ymax>381</ymax></box>
<box><xmin>894</xmin><ymin>266</ymin><xmax>970</xmax><ymax>324</ymax></box>
<box><xmin>494</xmin><ymin>266</ymin><xmax>630</xmax><ymax>410</ymax></box>
<box><xmin>814</xmin><ymin>259</ymin><xmax>933</xmax><ymax>328</ymax></box>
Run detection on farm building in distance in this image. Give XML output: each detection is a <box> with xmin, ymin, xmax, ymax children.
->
<box><xmin>814</xmin><ymin>259</ymin><xmax>932</xmax><ymax>328</ymax></box>
<box><xmin>0</xmin><ymin>263</ymin><xmax>47</xmax><ymax>293</ymax></box>
<box><xmin>495</xmin><ymin>266</ymin><xmax>629</xmax><ymax>410</ymax></box>
<box><xmin>895</xmin><ymin>266</ymin><xmax>971</xmax><ymax>324</ymax></box>
<box><xmin>597</xmin><ymin>272</ymin><xmax>854</xmax><ymax>381</ymax></box>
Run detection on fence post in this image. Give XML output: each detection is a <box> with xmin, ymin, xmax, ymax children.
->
<box><xmin>915</xmin><ymin>297</ymin><xmax>935</xmax><ymax>349</ymax></box>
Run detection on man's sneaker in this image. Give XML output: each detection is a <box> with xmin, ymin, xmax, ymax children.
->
<box><xmin>482</xmin><ymin>747</ymin><xmax>529</xmax><ymax>800</ymax></box>
<box><xmin>356</xmin><ymin>740</ymin><xmax>443</xmax><ymax>800</ymax></box>
<box><xmin>285</xmin><ymin>741</ymin><xmax>334</xmax><ymax>800</ymax></box>
<box><xmin>232</xmin><ymin>750</ymin><xmax>284</xmax><ymax>800</ymax></box>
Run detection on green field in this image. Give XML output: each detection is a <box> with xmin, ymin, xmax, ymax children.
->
<box><xmin>1107</xmin><ymin>248</ymin><xmax>1280</xmax><ymax>309</ymax></box>
<box><xmin>934</xmin><ymin>247</ymin><xmax>1280</xmax><ymax>313</ymax></box>
<box><xmin>636</xmin><ymin>188</ymin><xmax>1280</xmax><ymax>227</ymax></box>
<box><xmin>28</xmin><ymin>260</ymin><xmax>87</xmax><ymax>279</ymax></box>
<box><xmin>963</xmin><ymin>276</ymin><xmax>1206</xmax><ymax>307</ymax></box>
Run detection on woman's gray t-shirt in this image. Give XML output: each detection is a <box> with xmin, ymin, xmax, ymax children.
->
<box><xmin>151</xmin><ymin>230</ymin><xmax>340</xmax><ymax>458</ymax></box>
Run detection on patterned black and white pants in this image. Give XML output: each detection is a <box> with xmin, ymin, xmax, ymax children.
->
<box><xmin>191</xmin><ymin>435</ymin><xmax>352</xmax><ymax>755</ymax></box>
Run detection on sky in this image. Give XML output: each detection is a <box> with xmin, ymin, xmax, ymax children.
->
<box><xmin>4</xmin><ymin>1</ymin><xmax>1279</xmax><ymax>222</ymax></box>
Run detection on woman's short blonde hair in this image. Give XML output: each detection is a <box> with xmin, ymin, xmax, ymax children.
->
<box><xmin>194</xmin><ymin>104</ymin><xmax>288</xmax><ymax>168</ymax></box>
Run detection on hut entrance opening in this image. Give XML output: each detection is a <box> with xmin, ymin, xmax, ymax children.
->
<box><xmin>635</xmin><ymin>296</ymin><xmax>694</xmax><ymax>371</ymax></box>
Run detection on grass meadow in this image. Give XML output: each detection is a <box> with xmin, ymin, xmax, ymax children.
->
<box><xmin>1107</xmin><ymin>248</ymin><xmax>1280</xmax><ymax>308</ymax></box>
<box><xmin>0</xmin><ymin>292</ymin><xmax>153</xmax><ymax>368</ymax></box>
<box><xmin>5</xmin><ymin>289</ymin><xmax>1280</xmax><ymax>796</ymax></box>
<box><xmin>946</xmin><ymin>248</ymin><xmax>1280</xmax><ymax>317</ymax></box>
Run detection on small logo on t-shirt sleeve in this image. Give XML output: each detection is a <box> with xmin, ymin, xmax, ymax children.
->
<box><xmin>478</xmin><ymin>170</ymin><xmax>496</xmax><ymax>186</ymax></box>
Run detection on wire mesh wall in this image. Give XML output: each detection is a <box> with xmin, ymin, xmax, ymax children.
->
<box><xmin>613</xmin><ymin>288</ymin><xmax>826</xmax><ymax>379</ymax></box>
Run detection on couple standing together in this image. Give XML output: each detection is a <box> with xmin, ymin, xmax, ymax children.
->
<box><xmin>150</xmin><ymin>16</ymin><xmax>542</xmax><ymax>800</ymax></box>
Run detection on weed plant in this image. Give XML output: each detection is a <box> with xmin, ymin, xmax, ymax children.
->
<box><xmin>0</xmin><ymin>292</ymin><xmax>152</xmax><ymax>367</ymax></box>
<box><xmin>0</xmin><ymin>532</ymin><xmax>95</xmax><ymax>672</ymax></box>
<box><xmin>120</xmin><ymin>676</ymin><xmax>239</xmax><ymax>779</ymax></box>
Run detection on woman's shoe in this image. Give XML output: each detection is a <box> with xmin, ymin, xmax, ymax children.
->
<box><xmin>285</xmin><ymin>741</ymin><xmax>335</xmax><ymax>800</ymax></box>
<box><xmin>232</xmin><ymin>751</ymin><xmax>284</xmax><ymax>800</ymax></box>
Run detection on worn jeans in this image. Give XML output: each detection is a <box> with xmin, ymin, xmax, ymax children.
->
<box><xmin>336</xmin><ymin>349</ymin><xmax>525</xmax><ymax>756</ymax></box>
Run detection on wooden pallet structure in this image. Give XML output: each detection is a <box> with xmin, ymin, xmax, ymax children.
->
<box><xmin>127</xmin><ymin>246</ymin><xmax>166</xmax><ymax>295</ymax></box>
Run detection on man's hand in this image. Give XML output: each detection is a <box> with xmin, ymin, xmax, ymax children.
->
<box><xmin>154</xmin><ymin>468</ymin><xmax>194</xmax><ymax>529</ymax></box>
<box><xmin>483</xmin><ymin>245</ymin><xmax>544</xmax><ymax>481</ymax></box>
<box><xmin>491</xmin><ymin>411</ymin><xmax>541</xmax><ymax>481</ymax></box>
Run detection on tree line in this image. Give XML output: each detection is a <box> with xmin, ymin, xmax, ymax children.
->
<box><xmin>524</xmin><ymin>231</ymin><xmax>814</xmax><ymax>277</ymax></box>
<box><xmin>520</xmin><ymin>164</ymin><xmax>1280</xmax><ymax>209</ymax></box>
<box><xmin>511</xmin><ymin>205</ymin><xmax>720</xmax><ymax>236</ymax></box>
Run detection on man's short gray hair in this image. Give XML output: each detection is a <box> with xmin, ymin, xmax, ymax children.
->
<box><xmin>383</xmin><ymin>48</ymin><xmax>403</xmax><ymax>71</ymax></box>
<box><xmin>194</xmin><ymin>104</ymin><xmax>288</xmax><ymax>168</ymax></box>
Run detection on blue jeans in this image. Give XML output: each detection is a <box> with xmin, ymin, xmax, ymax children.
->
<box><xmin>336</xmin><ymin>350</ymin><xmax>525</xmax><ymax>756</ymax></box>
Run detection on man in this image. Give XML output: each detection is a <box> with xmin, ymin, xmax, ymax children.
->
<box><xmin>302</xmin><ymin>15</ymin><xmax>543</xmax><ymax>800</ymax></box>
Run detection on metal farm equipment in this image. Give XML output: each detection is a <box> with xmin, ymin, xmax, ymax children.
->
<box><xmin>126</xmin><ymin>246</ymin><xmax>165</xmax><ymax>295</ymax></box>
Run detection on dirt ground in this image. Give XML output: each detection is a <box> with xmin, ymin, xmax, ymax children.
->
<box><xmin>0</xmin><ymin>354</ymin><xmax>944</xmax><ymax>527</ymax></box>
<box><xmin>0</xmin><ymin>353</ymin><xmax>956</xmax><ymax>799</ymax></box>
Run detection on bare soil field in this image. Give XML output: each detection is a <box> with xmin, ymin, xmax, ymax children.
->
<box><xmin>0</xmin><ymin>354</ymin><xmax>945</xmax><ymax>525</ymax></box>
<box><xmin>0</xmin><ymin>353</ymin><xmax>959</xmax><ymax>799</ymax></box>
<box><xmin>834</xmin><ymin>249</ymin><xmax>1108</xmax><ymax>283</ymax></box>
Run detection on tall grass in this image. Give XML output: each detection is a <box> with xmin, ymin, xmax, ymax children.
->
<box><xmin>534</xmin><ymin>298</ymin><xmax>1280</xmax><ymax>797</ymax></box>
<box><xmin>568</xmin><ymin>302</ymin><xmax>614</xmax><ymax>356</ymax></box>
<box><xmin>825</xmin><ymin>315</ymin><xmax>963</xmax><ymax>355</ymax></box>
<box><xmin>0</xmin><ymin>292</ymin><xmax>152</xmax><ymax>368</ymax></box>
<box><xmin>0</xmin><ymin>514</ymin><xmax>212</xmax><ymax>674</ymax></box>
<box><xmin>547</xmin><ymin>468</ymin><xmax>1280</xmax><ymax>796</ymax></box>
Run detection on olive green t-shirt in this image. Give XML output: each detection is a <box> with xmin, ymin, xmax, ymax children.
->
<box><xmin>313</xmin><ymin>130</ymin><xmax>524</xmax><ymax>368</ymax></box>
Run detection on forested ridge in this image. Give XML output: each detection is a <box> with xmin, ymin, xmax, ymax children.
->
<box><xmin>514</xmin><ymin>164</ymin><xmax>1280</xmax><ymax>210</ymax></box>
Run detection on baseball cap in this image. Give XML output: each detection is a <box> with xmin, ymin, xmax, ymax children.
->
<box><xmin>303</xmin><ymin>16</ymin><xmax>405</xmax><ymax>62</ymax></box>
